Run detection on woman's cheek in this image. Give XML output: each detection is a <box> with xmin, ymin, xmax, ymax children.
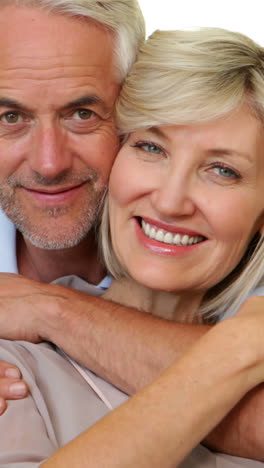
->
<box><xmin>109</xmin><ymin>155</ymin><xmax>144</xmax><ymax>206</ymax></box>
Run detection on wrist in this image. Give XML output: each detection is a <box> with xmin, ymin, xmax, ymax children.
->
<box><xmin>37</xmin><ymin>286</ymin><xmax>71</xmax><ymax>343</ymax></box>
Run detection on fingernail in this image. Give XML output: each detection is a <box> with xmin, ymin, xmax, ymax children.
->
<box><xmin>5</xmin><ymin>368</ymin><xmax>21</xmax><ymax>379</ymax></box>
<box><xmin>10</xmin><ymin>382</ymin><xmax>27</xmax><ymax>397</ymax></box>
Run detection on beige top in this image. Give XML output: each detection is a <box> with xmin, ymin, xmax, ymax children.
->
<box><xmin>0</xmin><ymin>339</ymin><xmax>262</xmax><ymax>468</ymax></box>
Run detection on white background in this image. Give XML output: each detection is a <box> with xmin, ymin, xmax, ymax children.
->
<box><xmin>139</xmin><ymin>0</ymin><xmax>263</xmax><ymax>45</ymax></box>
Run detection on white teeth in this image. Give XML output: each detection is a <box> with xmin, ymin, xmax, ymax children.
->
<box><xmin>142</xmin><ymin>220</ymin><xmax>150</xmax><ymax>236</ymax></box>
<box><xmin>173</xmin><ymin>234</ymin><xmax>181</xmax><ymax>245</ymax></box>
<box><xmin>149</xmin><ymin>227</ymin><xmax>156</xmax><ymax>239</ymax></box>
<box><xmin>181</xmin><ymin>235</ymin><xmax>189</xmax><ymax>246</ymax></box>
<box><xmin>141</xmin><ymin>221</ymin><xmax>204</xmax><ymax>246</ymax></box>
<box><xmin>164</xmin><ymin>232</ymin><xmax>173</xmax><ymax>244</ymax></box>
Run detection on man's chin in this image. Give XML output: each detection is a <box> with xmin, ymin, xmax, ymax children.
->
<box><xmin>17</xmin><ymin>222</ymin><xmax>92</xmax><ymax>250</ymax></box>
<box><xmin>23</xmin><ymin>232</ymin><xmax>86</xmax><ymax>250</ymax></box>
<box><xmin>1</xmin><ymin>197</ymin><xmax>99</xmax><ymax>250</ymax></box>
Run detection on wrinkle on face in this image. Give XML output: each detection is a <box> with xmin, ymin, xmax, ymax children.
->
<box><xmin>0</xmin><ymin>5</ymin><xmax>120</xmax><ymax>252</ymax></box>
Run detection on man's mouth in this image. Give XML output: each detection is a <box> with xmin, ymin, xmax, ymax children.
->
<box><xmin>139</xmin><ymin>218</ymin><xmax>206</xmax><ymax>246</ymax></box>
<box><xmin>25</xmin><ymin>182</ymin><xmax>85</xmax><ymax>195</ymax></box>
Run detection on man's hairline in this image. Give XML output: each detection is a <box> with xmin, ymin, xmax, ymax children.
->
<box><xmin>0</xmin><ymin>0</ymin><xmax>126</xmax><ymax>85</ymax></box>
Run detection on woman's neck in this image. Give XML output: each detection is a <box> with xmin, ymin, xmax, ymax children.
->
<box><xmin>103</xmin><ymin>277</ymin><xmax>204</xmax><ymax>324</ymax></box>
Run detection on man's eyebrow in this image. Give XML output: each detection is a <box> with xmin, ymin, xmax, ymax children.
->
<box><xmin>65</xmin><ymin>95</ymin><xmax>110</xmax><ymax>113</ymax></box>
<box><xmin>0</xmin><ymin>95</ymin><xmax>111</xmax><ymax>114</ymax></box>
<box><xmin>0</xmin><ymin>97</ymin><xmax>28</xmax><ymax>110</ymax></box>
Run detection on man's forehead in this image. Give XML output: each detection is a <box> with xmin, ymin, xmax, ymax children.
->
<box><xmin>0</xmin><ymin>5</ymin><xmax>116</xmax><ymax>71</ymax></box>
<box><xmin>0</xmin><ymin>5</ymin><xmax>120</xmax><ymax>109</ymax></box>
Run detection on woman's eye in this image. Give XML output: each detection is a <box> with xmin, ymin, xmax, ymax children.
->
<box><xmin>1</xmin><ymin>112</ymin><xmax>22</xmax><ymax>124</ymax></box>
<box><xmin>211</xmin><ymin>165</ymin><xmax>240</xmax><ymax>179</ymax></box>
<box><xmin>73</xmin><ymin>109</ymin><xmax>95</xmax><ymax>120</ymax></box>
<box><xmin>132</xmin><ymin>142</ymin><xmax>164</xmax><ymax>155</ymax></box>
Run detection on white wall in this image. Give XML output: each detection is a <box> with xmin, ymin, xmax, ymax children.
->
<box><xmin>139</xmin><ymin>0</ymin><xmax>263</xmax><ymax>45</ymax></box>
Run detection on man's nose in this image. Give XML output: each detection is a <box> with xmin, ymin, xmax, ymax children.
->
<box><xmin>150</xmin><ymin>169</ymin><xmax>197</xmax><ymax>218</ymax></box>
<box><xmin>28</xmin><ymin>124</ymin><xmax>73</xmax><ymax>178</ymax></box>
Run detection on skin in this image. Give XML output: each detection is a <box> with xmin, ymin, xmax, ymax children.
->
<box><xmin>0</xmin><ymin>4</ymin><xmax>120</xmax><ymax>284</ymax></box>
<box><xmin>109</xmin><ymin>107</ymin><xmax>264</xmax><ymax>303</ymax></box>
<box><xmin>40</xmin><ymin>103</ymin><xmax>264</xmax><ymax>465</ymax></box>
<box><xmin>40</xmin><ymin>298</ymin><xmax>264</xmax><ymax>467</ymax></box>
<box><xmin>0</xmin><ymin>5</ymin><xmax>263</xmax><ymax>461</ymax></box>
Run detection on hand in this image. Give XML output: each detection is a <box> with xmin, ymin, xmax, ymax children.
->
<box><xmin>204</xmin><ymin>295</ymin><xmax>264</xmax><ymax>461</ymax></box>
<box><xmin>0</xmin><ymin>272</ymin><xmax>69</xmax><ymax>343</ymax></box>
<box><xmin>0</xmin><ymin>273</ymin><xmax>78</xmax><ymax>414</ymax></box>
<box><xmin>0</xmin><ymin>360</ymin><xmax>28</xmax><ymax>414</ymax></box>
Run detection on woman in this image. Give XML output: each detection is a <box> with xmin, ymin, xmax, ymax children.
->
<box><xmin>102</xmin><ymin>27</ymin><xmax>264</xmax><ymax>325</ymax></box>
<box><xmin>1</xmin><ymin>27</ymin><xmax>264</xmax><ymax>467</ymax></box>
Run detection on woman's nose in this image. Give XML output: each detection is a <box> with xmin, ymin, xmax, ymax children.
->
<box><xmin>150</xmin><ymin>170</ymin><xmax>197</xmax><ymax>218</ymax></box>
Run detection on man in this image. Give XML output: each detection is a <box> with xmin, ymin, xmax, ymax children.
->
<box><xmin>0</xmin><ymin>0</ymin><xmax>263</xmax><ymax>463</ymax></box>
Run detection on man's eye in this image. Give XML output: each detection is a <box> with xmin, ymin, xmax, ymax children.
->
<box><xmin>1</xmin><ymin>112</ymin><xmax>22</xmax><ymax>124</ymax></box>
<box><xmin>73</xmin><ymin>109</ymin><xmax>95</xmax><ymax>120</ymax></box>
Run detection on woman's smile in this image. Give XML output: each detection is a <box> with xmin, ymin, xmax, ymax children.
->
<box><xmin>140</xmin><ymin>218</ymin><xmax>206</xmax><ymax>246</ymax></box>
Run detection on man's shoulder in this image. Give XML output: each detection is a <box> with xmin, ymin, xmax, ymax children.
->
<box><xmin>0</xmin><ymin>210</ymin><xmax>17</xmax><ymax>273</ymax></box>
<box><xmin>52</xmin><ymin>275</ymin><xmax>112</xmax><ymax>295</ymax></box>
<box><xmin>250</xmin><ymin>285</ymin><xmax>264</xmax><ymax>297</ymax></box>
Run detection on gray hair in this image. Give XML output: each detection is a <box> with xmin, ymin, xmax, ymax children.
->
<box><xmin>1</xmin><ymin>0</ymin><xmax>145</xmax><ymax>82</ymax></box>
<box><xmin>100</xmin><ymin>28</ymin><xmax>264</xmax><ymax>322</ymax></box>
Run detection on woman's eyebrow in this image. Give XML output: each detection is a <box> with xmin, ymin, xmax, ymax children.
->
<box><xmin>148</xmin><ymin>128</ymin><xmax>253</xmax><ymax>162</ymax></box>
<box><xmin>147</xmin><ymin>126</ymin><xmax>170</xmax><ymax>141</ymax></box>
<box><xmin>208</xmin><ymin>148</ymin><xmax>253</xmax><ymax>162</ymax></box>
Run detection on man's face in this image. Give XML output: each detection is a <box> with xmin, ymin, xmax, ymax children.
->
<box><xmin>0</xmin><ymin>5</ymin><xmax>120</xmax><ymax>249</ymax></box>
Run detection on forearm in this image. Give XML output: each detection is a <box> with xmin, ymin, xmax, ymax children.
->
<box><xmin>41</xmin><ymin>289</ymin><xmax>209</xmax><ymax>394</ymax></box>
<box><xmin>1</xmin><ymin>277</ymin><xmax>264</xmax><ymax>460</ymax></box>
<box><xmin>203</xmin><ymin>297</ymin><xmax>264</xmax><ymax>461</ymax></box>
<box><xmin>204</xmin><ymin>383</ymin><xmax>264</xmax><ymax>461</ymax></box>
<box><xmin>42</xmin><ymin>293</ymin><xmax>264</xmax><ymax>461</ymax></box>
<box><xmin>42</xmin><ymin>319</ymin><xmax>264</xmax><ymax>468</ymax></box>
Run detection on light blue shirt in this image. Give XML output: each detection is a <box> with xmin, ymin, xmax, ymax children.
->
<box><xmin>0</xmin><ymin>208</ymin><xmax>111</xmax><ymax>292</ymax></box>
<box><xmin>0</xmin><ymin>209</ymin><xmax>18</xmax><ymax>273</ymax></box>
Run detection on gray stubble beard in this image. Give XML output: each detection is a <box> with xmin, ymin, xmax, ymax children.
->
<box><xmin>0</xmin><ymin>172</ymin><xmax>107</xmax><ymax>250</ymax></box>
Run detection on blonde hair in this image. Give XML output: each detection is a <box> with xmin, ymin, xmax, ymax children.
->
<box><xmin>100</xmin><ymin>28</ymin><xmax>264</xmax><ymax>321</ymax></box>
<box><xmin>0</xmin><ymin>0</ymin><xmax>145</xmax><ymax>82</ymax></box>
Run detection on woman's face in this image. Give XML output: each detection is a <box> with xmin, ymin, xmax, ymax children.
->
<box><xmin>108</xmin><ymin>105</ymin><xmax>264</xmax><ymax>293</ymax></box>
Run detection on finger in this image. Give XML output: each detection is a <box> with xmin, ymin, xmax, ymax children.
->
<box><xmin>0</xmin><ymin>360</ymin><xmax>22</xmax><ymax>379</ymax></box>
<box><xmin>0</xmin><ymin>378</ymin><xmax>28</xmax><ymax>400</ymax></box>
<box><xmin>0</xmin><ymin>397</ymin><xmax>7</xmax><ymax>415</ymax></box>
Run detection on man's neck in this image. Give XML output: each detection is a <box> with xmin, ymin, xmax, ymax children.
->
<box><xmin>16</xmin><ymin>231</ymin><xmax>105</xmax><ymax>285</ymax></box>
